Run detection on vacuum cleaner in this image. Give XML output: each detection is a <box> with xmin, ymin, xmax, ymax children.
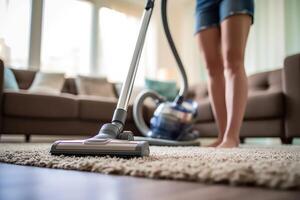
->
<box><xmin>50</xmin><ymin>0</ymin><xmax>199</xmax><ymax>157</ymax></box>
<box><xmin>133</xmin><ymin>0</ymin><xmax>200</xmax><ymax>146</ymax></box>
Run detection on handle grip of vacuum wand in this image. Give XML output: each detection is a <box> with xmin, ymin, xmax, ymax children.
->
<box><xmin>146</xmin><ymin>0</ymin><xmax>155</xmax><ymax>10</ymax></box>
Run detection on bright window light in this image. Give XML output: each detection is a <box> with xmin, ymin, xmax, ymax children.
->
<box><xmin>99</xmin><ymin>7</ymin><xmax>154</xmax><ymax>86</ymax></box>
<box><xmin>0</xmin><ymin>0</ymin><xmax>31</xmax><ymax>68</ymax></box>
<box><xmin>41</xmin><ymin>0</ymin><xmax>92</xmax><ymax>76</ymax></box>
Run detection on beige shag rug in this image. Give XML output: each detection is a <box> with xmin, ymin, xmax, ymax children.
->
<box><xmin>0</xmin><ymin>143</ymin><xmax>300</xmax><ymax>189</ymax></box>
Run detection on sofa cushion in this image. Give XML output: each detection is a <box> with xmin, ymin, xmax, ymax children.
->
<box><xmin>248</xmin><ymin>69</ymin><xmax>282</xmax><ymax>93</ymax></box>
<box><xmin>3</xmin><ymin>90</ymin><xmax>78</xmax><ymax>118</ymax></box>
<box><xmin>145</xmin><ymin>78</ymin><xmax>178</xmax><ymax>101</ymax></box>
<box><xmin>29</xmin><ymin>72</ymin><xmax>65</xmax><ymax>94</ymax></box>
<box><xmin>78</xmin><ymin>95</ymin><xmax>134</xmax><ymax>122</ymax></box>
<box><xmin>246</xmin><ymin>90</ymin><xmax>284</xmax><ymax>119</ymax></box>
<box><xmin>76</xmin><ymin>76</ymin><xmax>116</xmax><ymax>98</ymax></box>
<box><xmin>61</xmin><ymin>78</ymin><xmax>78</xmax><ymax>95</ymax></box>
<box><xmin>194</xmin><ymin>90</ymin><xmax>284</xmax><ymax>122</ymax></box>
<box><xmin>195</xmin><ymin>97</ymin><xmax>214</xmax><ymax>122</ymax></box>
<box><xmin>11</xmin><ymin>68</ymin><xmax>36</xmax><ymax>89</ymax></box>
<box><xmin>4</xmin><ymin>67</ymin><xmax>19</xmax><ymax>91</ymax></box>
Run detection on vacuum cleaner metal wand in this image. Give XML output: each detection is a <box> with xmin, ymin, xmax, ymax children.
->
<box><xmin>117</xmin><ymin>0</ymin><xmax>154</xmax><ymax>111</ymax></box>
<box><xmin>50</xmin><ymin>0</ymin><xmax>155</xmax><ymax>157</ymax></box>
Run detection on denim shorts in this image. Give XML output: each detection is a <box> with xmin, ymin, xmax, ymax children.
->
<box><xmin>195</xmin><ymin>0</ymin><xmax>254</xmax><ymax>34</ymax></box>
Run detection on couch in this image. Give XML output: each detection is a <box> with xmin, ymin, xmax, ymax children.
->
<box><xmin>1</xmin><ymin>54</ymin><xmax>299</xmax><ymax>143</ymax></box>
<box><xmin>189</xmin><ymin>53</ymin><xmax>300</xmax><ymax>144</ymax></box>
<box><xmin>0</xmin><ymin>63</ymin><xmax>147</xmax><ymax>142</ymax></box>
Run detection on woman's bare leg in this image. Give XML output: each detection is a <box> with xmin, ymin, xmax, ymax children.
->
<box><xmin>197</xmin><ymin>27</ymin><xmax>227</xmax><ymax>147</ymax></box>
<box><xmin>218</xmin><ymin>15</ymin><xmax>251</xmax><ymax>148</ymax></box>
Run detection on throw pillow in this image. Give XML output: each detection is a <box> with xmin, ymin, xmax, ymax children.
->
<box><xmin>145</xmin><ymin>78</ymin><xmax>178</xmax><ymax>101</ymax></box>
<box><xmin>29</xmin><ymin>72</ymin><xmax>65</xmax><ymax>94</ymax></box>
<box><xmin>75</xmin><ymin>75</ymin><xmax>116</xmax><ymax>98</ymax></box>
<box><xmin>4</xmin><ymin>67</ymin><xmax>19</xmax><ymax>91</ymax></box>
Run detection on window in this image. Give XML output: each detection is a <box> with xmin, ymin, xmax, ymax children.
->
<box><xmin>0</xmin><ymin>0</ymin><xmax>31</xmax><ymax>68</ymax></box>
<box><xmin>99</xmin><ymin>7</ymin><xmax>155</xmax><ymax>85</ymax></box>
<box><xmin>41</xmin><ymin>0</ymin><xmax>92</xmax><ymax>76</ymax></box>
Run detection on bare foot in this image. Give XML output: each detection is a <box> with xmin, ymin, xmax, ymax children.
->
<box><xmin>205</xmin><ymin>138</ymin><xmax>223</xmax><ymax>147</ymax></box>
<box><xmin>217</xmin><ymin>138</ymin><xmax>240</xmax><ymax>148</ymax></box>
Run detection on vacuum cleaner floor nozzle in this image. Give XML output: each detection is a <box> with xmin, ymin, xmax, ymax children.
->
<box><xmin>50</xmin><ymin>138</ymin><xmax>150</xmax><ymax>157</ymax></box>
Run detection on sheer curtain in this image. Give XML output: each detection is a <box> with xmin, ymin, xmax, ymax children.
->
<box><xmin>245</xmin><ymin>0</ymin><xmax>300</xmax><ymax>74</ymax></box>
<box><xmin>245</xmin><ymin>0</ymin><xmax>286</xmax><ymax>74</ymax></box>
<box><xmin>284</xmin><ymin>0</ymin><xmax>300</xmax><ymax>56</ymax></box>
<box><xmin>98</xmin><ymin>6</ymin><xmax>155</xmax><ymax>86</ymax></box>
<box><xmin>40</xmin><ymin>0</ymin><xmax>92</xmax><ymax>76</ymax></box>
<box><xmin>0</xmin><ymin>0</ymin><xmax>31</xmax><ymax>68</ymax></box>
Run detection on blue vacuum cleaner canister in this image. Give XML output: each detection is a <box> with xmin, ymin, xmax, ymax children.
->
<box><xmin>149</xmin><ymin>100</ymin><xmax>198</xmax><ymax>140</ymax></box>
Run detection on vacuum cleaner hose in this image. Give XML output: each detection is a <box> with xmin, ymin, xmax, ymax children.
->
<box><xmin>161</xmin><ymin>0</ymin><xmax>188</xmax><ymax>103</ymax></box>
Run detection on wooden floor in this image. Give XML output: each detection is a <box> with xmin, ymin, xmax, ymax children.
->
<box><xmin>0</xmin><ymin>163</ymin><xmax>299</xmax><ymax>200</ymax></box>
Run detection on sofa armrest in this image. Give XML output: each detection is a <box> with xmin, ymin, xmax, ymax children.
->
<box><xmin>0</xmin><ymin>59</ymin><xmax>4</xmax><ymax>131</ymax></box>
<box><xmin>283</xmin><ymin>53</ymin><xmax>300</xmax><ymax>138</ymax></box>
